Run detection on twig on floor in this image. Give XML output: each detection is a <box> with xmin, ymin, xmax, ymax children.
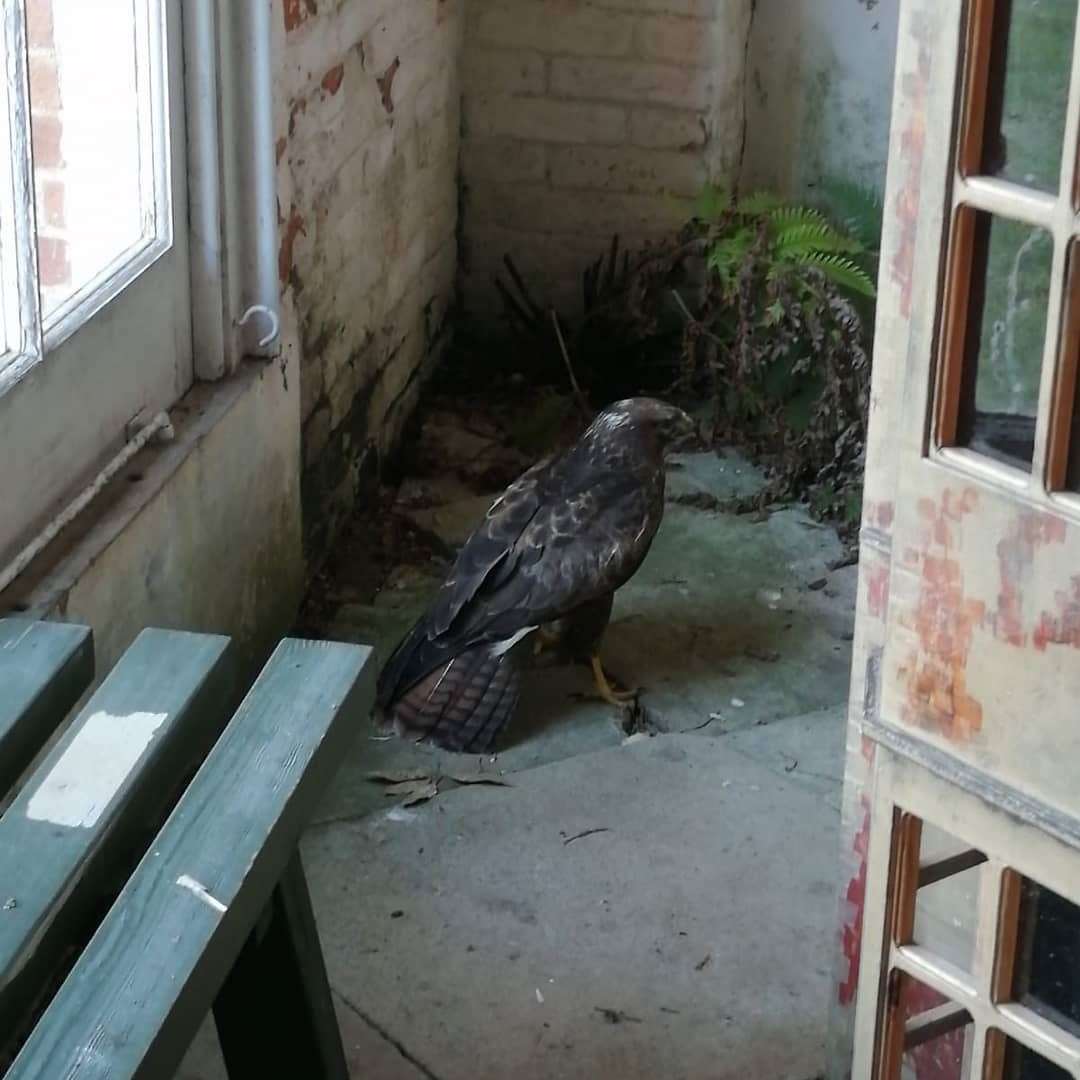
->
<box><xmin>686</xmin><ymin>715</ymin><xmax>718</xmax><ymax>732</ymax></box>
<box><xmin>561</xmin><ymin>827</ymin><xmax>611</xmax><ymax>846</ymax></box>
<box><xmin>695</xmin><ymin>953</ymin><xmax>712</xmax><ymax>971</ymax></box>
<box><xmin>550</xmin><ymin>309</ymin><xmax>592</xmax><ymax>422</ymax></box>
<box><xmin>595</xmin><ymin>1006</ymin><xmax>643</xmax><ymax>1025</ymax></box>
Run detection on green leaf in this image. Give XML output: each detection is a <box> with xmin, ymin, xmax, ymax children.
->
<box><xmin>819</xmin><ymin>176</ymin><xmax>884</xmax><ymax>252</ymax></box>
<box><xmin>763</xmin><ymin>299</ymin><xmax>785</xmax><ymax>326</ymax></box>
<box><xmin>696</xmin><ymin>184</ymin><xmax>732</xmax><ymax>222</ymax></box>
<box><xmin>736</xmin><ymin>190</ymin><xmax>784</xmax><ymax>216</ymax></box>
<box><xmin>792</xmin><ymin>252</ymin><xmax>877</xmax><ymax>298</ymax></box>
<box><xmin>773</xmin><ymin>221</ymin><xmax>863</xmax><ymax>258</ymax></box>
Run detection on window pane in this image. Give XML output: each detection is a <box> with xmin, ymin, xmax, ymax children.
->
<box><xmin>912</xmin><ymin>823</ymin><xmax>983</xmax><ymax>973</ymax></box>
<box><xmin>27</xmin><ymin>0</ymin><xmax>153</xmax><ymax>319</ymax></box>
<box><xmin>897</xmin><ymin>973</ymin><xmax>974</xmax><ymax>1080</ymax></box>
<box><xmin>1063</xmin><ymin>243</ymin><xmax>1080</xmax><ymax>490</ymax></box>
<box><xmin>1002</xmin><ymin>1035</ymin><xmax>1072</xmax><ymax>1079</ymax></box>
<box><xmin>979</xmin><ymin>0</ymin><xmax>1078</xmax><ymax>193</ymax></box>
<box><xmin>1011</xmin><ymin>876</ymin><xmax>1080</xmax><ymax>1041</ymax></box>
<box><xmin>955</xmin><ymin>213</ymin><xmax>1053</xmax><ymax>470</ymax></box>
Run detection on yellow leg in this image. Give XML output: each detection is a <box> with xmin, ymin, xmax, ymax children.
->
<box><xmin>590</xmin><ymin>656</ymin><xmax>637</xmax><ymax>705</ymax></box>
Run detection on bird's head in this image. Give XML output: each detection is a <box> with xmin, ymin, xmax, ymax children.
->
<box><xmin>598</xmin><ymin>397</ymin><xmax>702</xmax><ymax>454</ymax></box>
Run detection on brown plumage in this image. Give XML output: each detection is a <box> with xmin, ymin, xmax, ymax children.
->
<box><xmin>376</xmin><ymin>397</ymin><xmax>697</xmax><ymax>753</ymax></box>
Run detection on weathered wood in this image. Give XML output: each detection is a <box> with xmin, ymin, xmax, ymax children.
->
<box><xmin>918</xmin><ymin>847</ymin><xmax>988</xmax><ymax>889</ymax></box>
<box><xmin>903</xmin><ymin>1000</ymin><xmax>971</xmax><ymax>1050</ymax></box>
<box><xmin>0</xmin><ymin>629</ymin><xmax>234</xmax><ymax>1047</ymax></box>
<box><xmin>8</xmin><ymin>639</ymin><xmax>374</xmax><ymax>1080</ymax></box>
<box><xmin>213</xmin><ymin>851</ymin><xmax>348</xmax><ymax>1080</ymax></box>
<box><xmin>0</xmin><ymin>619</ymin><xmax>93</xmax><ymax>800</ymax></box>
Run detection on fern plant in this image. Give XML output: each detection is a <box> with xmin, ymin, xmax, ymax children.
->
<box><xmin>698</xmin><ymin>186</ymin><xmax>877</xmax><ymax>299</ymax></box>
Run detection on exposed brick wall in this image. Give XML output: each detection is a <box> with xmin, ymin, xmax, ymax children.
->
<box><xmin>27</xmin><ymin>0</ymin><xmax>70</xmax><ymax>299</ymax></box>
<box><xmin>275</xmin><ymin>0</ymin><xmax>463</xmax><ymax>562</ymax></box>
<box><xmin>459</xmin><ymin>0</ymin><xmax>753</xmax><ymax>321</ymax></box>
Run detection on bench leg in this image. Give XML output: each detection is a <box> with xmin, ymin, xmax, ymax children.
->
<box><xmin>213</xmin><ymin>849</ymin><xmax>348</xmax><ymax>1080</ymax></box>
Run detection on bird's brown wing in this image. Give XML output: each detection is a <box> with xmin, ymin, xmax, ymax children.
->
<box><xmin>376</xmin><ymin>458</ymin><xmax>657</xmax><ymax>708</ymax></box>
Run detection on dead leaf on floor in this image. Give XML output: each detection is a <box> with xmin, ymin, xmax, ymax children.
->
<box><xmin>594</xmin><ymin>1006</ymin><xmax>643</xmax><ymax>1025</ymax></box>
<box><xmin>367</xmin><ymin>767</ymin><xmax>510</xmax><ymax>805</ymax></box>
<box><xmin>384</xmin><ymin>779</ymin><xmax>439</xmax><ymax>806</ymax></box>
<box><xmin>444</xmin><ymin>770</ymin><xmax>512</xmax><ymax>787</ymax></box>
<box><xmin>367</xmin><ymin>768</ymin><xmax>433</xmax><ymax>785</ymax></box>
<box><xmin>561</xmin><ymin>827</ymin><xmax>611</xmax><ymax>846</ymax></box>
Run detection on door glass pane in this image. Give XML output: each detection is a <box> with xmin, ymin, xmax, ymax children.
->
<box><xmin>1011</xmin><ymin>876</ymin><xmax>1080</xmax><ymax>1040</ymax></box>
<box><xmin>956</xmin><ymin>213</ymin><xmax>1053</xmax><ymax>470</ymax></box>
<box><xmin>1064</xmin><ymin>243</ymin><xmax>1080</xmax><ymax>490</ymax></box>
<box><xmin>1002</xmin><ymin>1035</ymin><xmax>1072</xmax><ymax>1079</ymax></box>
<box><xmin>980</xmin><ymin>0</ymin><xmax>1078</xmax><ymax>193</ymax></box>
<box><xmin>27</xmin><ymin>0</ymin><xmax>159</xmax><ymax>320</ymax></box>
<box><xmin>897</xmin><ymin>973</ymin><xmax>974</xmax><ymax>1080</ymax></box>
<box><xmin>912</xmin><ymin>823</ymin><xmax>983</xmax><ymax>973</ymax></box>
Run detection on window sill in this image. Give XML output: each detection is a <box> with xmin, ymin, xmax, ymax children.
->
<box><xmin>1</xmin><ymin>360</ymin><xmax>278</xmax><ymax>619</ymax></box>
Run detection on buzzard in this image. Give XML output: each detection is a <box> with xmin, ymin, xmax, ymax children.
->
<box><xmin>376</xmin><ymin>397</ymin><xmax>697</xmax><ymax>753</ymax></box>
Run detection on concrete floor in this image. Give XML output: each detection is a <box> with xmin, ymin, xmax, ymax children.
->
<box><xmin>178</xmin><ymin>423</ymin><xmax>855</xmax><ymax>1080</ymax></box>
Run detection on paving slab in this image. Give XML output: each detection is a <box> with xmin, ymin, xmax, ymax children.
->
<box><xmin>301</xmin><ymin>732</ymin><xmax>839</xmax><ymax>1080</ymax></box>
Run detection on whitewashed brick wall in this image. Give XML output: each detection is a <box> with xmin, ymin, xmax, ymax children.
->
<box><xmin>275</xmin><ymin>0</ymin><xmax>463</xmax><ymax>558</ymax></box>
<box><xmin>460</xmin><ymin>0</ymin><xmax>753</xmax><ymax>320</ymax></box>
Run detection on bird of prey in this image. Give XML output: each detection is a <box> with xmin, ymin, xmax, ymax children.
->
<box><xmin>375</xmin><ymin>397</ymin><xmax>697</xmax><ymax>753</ymax></box>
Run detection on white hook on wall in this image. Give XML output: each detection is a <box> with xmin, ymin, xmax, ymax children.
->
<box><xmin>237</xmin><ymin>304</ymin><xmax>281</xmax><ymax>349</ymax></box>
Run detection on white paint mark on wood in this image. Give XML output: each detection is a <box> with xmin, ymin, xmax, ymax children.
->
<box><xmin>176</xmin><ymin>874</ymin><xmax>228</xmax><ymax>914</ymax></box>
<box><xmin>25</xmin><ymin>710</ymin><xmax>167</xmax><ymax>827</ymax></box>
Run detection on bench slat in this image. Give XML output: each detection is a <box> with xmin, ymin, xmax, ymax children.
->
<box><xmin>8</xmin><ymin>638</ymin><xmax>374</xmax><ymax>1080</ymax></box>
<box><xmin>0</xmin><ymin>619</ymin><xmax>94</xmax><ymax>799</ymax></box>
<box><xmin>0</xmin><ymin>629</ymin><xmax>234</xmax><ymax>1044</ymax></box>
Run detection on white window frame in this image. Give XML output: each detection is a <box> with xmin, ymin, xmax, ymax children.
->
<box><xmin>0</xmin><ymin>0</ymin><xmax>279</xmax><ymax>593</ymax></box>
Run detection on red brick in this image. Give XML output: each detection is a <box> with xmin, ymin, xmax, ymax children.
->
<box><xmin>40</xmin><ymin>178</ymin><xmax>64</xmax><ymax>227</ymax></box>
<box><xmin>27</xmin><ymin>0</ymin><xmax>54</xmax><ymax>48</ymax></box>
<box><xmin>30</xmin><ymin>113</ymin><xmax>63</xmax><ymax>168</ymax></box>
<box><xmin>29</xmin><ymin>52</ymin><xmax>61</xmax><ymax>112</ymax></box>
<box><xmin>37</xmin><ymin>235</ymin><xmax>69</xmax><ymax>286</ymax></box>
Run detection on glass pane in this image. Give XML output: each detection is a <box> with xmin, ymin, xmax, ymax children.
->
<box><xmin>1002</xmin><ymin>1035</ymin><xmax>1072</xmax><ymax>1079</ymax></box>
<box><xmin>980</xmin><ymin>0</ymin><xmax>1078</xmax><ymax>193</ymax></box>
<box><xmin>27</xmin><ymin>0</ymin><xmax>154</xmax><ymax>319</ymax></box>
<box><xmin>1064</xmin><ymin>244</ymin><xmax>1080</xmax><ymax>490</ymax></box>
<box><xmin>956</xmin><ymin>213</ymin><xmax>1053</xmax><ymax>470</ymax></box>
<box><xmin>1012</xmin><ymin>876</ymin><xmax>1080</xmax><ymax>1040</ymax></box>
<box><xmin>897</xmin><ymin>973</ymin><xmax>974</xmax><ymax>1080</ymax></box>
<box><xmin>912</xmin><ymin>823</ymin><xmax>983</xmax><ymax>973</ymax></box>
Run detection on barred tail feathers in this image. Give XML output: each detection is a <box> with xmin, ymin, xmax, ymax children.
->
<box><xmin>386</xmin><ymin>642</ymin><xmax>522</xmax><ymax>753</ymax></box>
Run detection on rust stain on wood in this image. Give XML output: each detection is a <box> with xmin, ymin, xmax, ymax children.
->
<box><xmin>992</xmin><ymin>513</ymin><xmax>1066</xmax><ymax>647</ymax></box>
<box><xmin>278</xmin><ymin>205</ymin><xmax>307</xmax><ymax>287</ymax></box>
<box><xmin>1034</xmin><ymin>576</ymin><xmax>1080</xmax><ymax>651</ymax></box>
<box><xmin>890</xmin><ymin>23</ymin><xmax>932</xmax><ymax>318</ymax></box>
<box><xmin>284</xmin><ymin>0</ymin><xmax>318</xmax><ymax>33</ymax></box>
<box><xmin>377</xmin><ymin>57</ymin><xmax>400</xmax><ymax>114</ymax></box>
<box><xmin>900</xmin><ymin>493</ymin><xmax>1073</xmax><ymax>740</ymax></box>
<box><xmin>902</xmin><ymin>488</ymin><xmax>984</xmax><ymax>741</ymax></box>
<box><xmin>321</xmin><ymin>62</ymin><xmax>345</xmax><ymax>97</ymax></box>
<box><xmin>838</xmin><ymin>794</ymin><xmax>872</xmax><ymax>1006</ymax></box>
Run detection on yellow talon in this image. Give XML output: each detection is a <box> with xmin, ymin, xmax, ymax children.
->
<box><xmin>590</xmin><ymin>656</ymin><xmax>638</xmax><ymax>705</ymax></box>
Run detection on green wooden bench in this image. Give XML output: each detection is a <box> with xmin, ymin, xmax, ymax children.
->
<box><xmin>0</xmin><ymin>619</ymin><xmax>94</xmax><ymax>800</ymax></box>
<box><xmin>0</xmin><ymin>619</ymin><xmax>374</xmax><ymax>1079</ymax></box>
